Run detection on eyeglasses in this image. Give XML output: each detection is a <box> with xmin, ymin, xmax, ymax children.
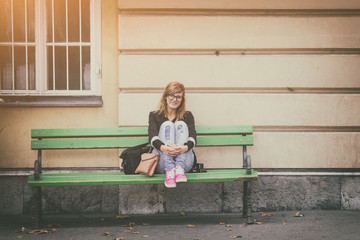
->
<box><xmin>167</xmin><ymin>94</ymin><xmax>183</xmax><ymax>101</ymax></box>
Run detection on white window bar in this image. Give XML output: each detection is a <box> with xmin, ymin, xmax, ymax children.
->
<box><xmin>65</xmin><ymin>0</ymin><xmax>69</xmax><ymax>91</ymax></box>
<box><xmin>11</xmin><ymin>0</ymin><xmax>15</xmax><ymax>93</ymax></box>
<box><xmin>25</xmin><ymin>0</ymin><xmax>29</xmax><ymax>94</ymax></box>
<box><xmin>79</xmin><ymin>0</ymin><xmax>83</xmax><ymax>91</ymax></box>
<box><xmin>52</xmin><ymin>0</ymin><xmax>55</xmax><ymax>91</ymax></box>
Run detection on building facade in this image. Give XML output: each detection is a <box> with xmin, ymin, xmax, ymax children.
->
<box><xmin>0</xmin><ymin>0</ymin><xmax>359</xmax><ymax>215</ymax></box>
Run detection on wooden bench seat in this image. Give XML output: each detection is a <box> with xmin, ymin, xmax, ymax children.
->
<box><xmin>28</xmin><ymin>169</ymin><xmax>257</xmax><ymax>186</ymax></box>
<box><xmin>29</xmin><ymin>125</ymin><xmax>258</xmax><ymax>228</ymax></box>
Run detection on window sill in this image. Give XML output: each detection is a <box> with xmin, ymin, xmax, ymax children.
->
<box><xmin>0</xmin><ymin>96</ymin><xmax>103</xmax><ymax>107</ymax></box>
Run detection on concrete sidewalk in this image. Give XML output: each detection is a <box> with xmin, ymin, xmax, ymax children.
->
<box><xmin>1</xmin><ymin>210</ymin><xmax>359</xmax><ymax>240</ymax></box>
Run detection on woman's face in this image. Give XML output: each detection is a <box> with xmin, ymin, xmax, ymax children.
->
<box><xmin>166</xmin><ymin>92</ymin><xmax>183</xmax><ymax>111</ymax></box>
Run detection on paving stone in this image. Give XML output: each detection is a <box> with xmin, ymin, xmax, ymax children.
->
<box><xmin>341</xmin><ymin>177</ymin><xmax>360</xmax><ymax>210</ymax></box>
<box><xmin>101</xmin><ymin>185</ymin><xmax>119</xmax><ymax>213</ymax></box>
<box><xmin>42</xmin><ymin>186</ymin><xmax>102</xmax><ymax>214</ymax></box>
<box><xmin>118</xmin><ymin>184</ymin><xmax>165</xmax><ymax>214</ymax></box>
<box><xmin>0</xmin><ymin>177</ymin><xmax>24</xmax><ymax>215</ymax></box>
<box><xmin>251</xmin><ymin>176</ymin><xmax>341</xmax><ymax>211</ymax></box>
<box><xmin>165</xmin><ymin>182</ymin><xmax>223</xmax><ymax>213</ymax></box>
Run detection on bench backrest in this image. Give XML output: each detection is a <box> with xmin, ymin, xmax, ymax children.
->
<box><xmin>31</xmin><ymin>126</ymin><xmax>253</xmax><ymax>150</ymax></box>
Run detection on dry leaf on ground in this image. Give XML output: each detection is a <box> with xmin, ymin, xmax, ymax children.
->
<box><xmin>186</xmin><ymin>224</ymin><xmax>196</xmax><ymax>228</ymax></box>
<box><xmin>116</xmin><ymin>215</ymin><xmax>130</xmax><ymax>219</ymax></box>
<box><xmin>104</xmin><ymin>232</ymin><xmax>112</xmax><ymax>236</ymax></box>
<box><xmin>294</xmin><ymin>212</ymin><xmax>304</xmax><ymax>217</ymax></box>
<box><xmin>27</xmin><ymin>229</ymin><xmax>49</xmax><ymax>234</ymax></box>
<box><xmin>259</xmin><ymin>212</ymin><xmax>276</xmax><ymax>217</ymax></box>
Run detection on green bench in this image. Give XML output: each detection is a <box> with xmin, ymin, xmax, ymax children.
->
<box><xmin>29</xmin><ymin>126</ymin><xmax>258</xmax><ymax>228</ymax></box>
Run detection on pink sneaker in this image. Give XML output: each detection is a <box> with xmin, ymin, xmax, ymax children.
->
<box><xmin>164</xmin><ymin>168</ymin><xmax>176</xmax><ymax>188</ymax></box>
<box><xmin>175</xmin><ymin>166</ymin><xmax>187</xmax><ymax>183</ymax></box>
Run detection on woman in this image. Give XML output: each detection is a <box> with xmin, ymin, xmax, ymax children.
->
<box><xmin>148</xmin><ymin>82</ymin><xmax>196</xmax><ymax>188</ymax></box>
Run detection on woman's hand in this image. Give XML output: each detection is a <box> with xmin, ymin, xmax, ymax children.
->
<box><xmin>160</xmin><ymin>144</ymin><xmax>188</xmax><ymax>157</ymax></box>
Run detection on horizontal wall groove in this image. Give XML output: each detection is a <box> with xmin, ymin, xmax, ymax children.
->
<box><xmin>254</xmin><ymin>126</ymin><xmax>360</xmax><ymax>133</ymax></box>
<box><xmin>118</xmin><ymin>8</ymin><xmax>360</xmax><ymax>16</ymax></box>
<box><xmin>119</xmin><ymin>88</ymin><xmax>360</xmax><ymax>94</ymax></box>
<box><xmin>119</xmin><ymin>48</ymin><xmax>360</xmax><ymax>55</ymax></box>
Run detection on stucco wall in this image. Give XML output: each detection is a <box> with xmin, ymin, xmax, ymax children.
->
<box><xmin>117</xmin><ymin>0</ymin><xmax>360</xmax><ymax>168</ymax></box>
<box><xmin>0</xmin><ymin>0</ymin><xmax>119</xmax><ymax>168</ymax></box>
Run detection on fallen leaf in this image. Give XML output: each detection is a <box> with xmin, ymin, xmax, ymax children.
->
<box><xmin>51</xmin><ymin>228</ymin><xmax>57</xmax><ymax>232</ymax></box>
<box><xmin>46</xmin><ymin>224</ymin><xmax>53</xmax><ymax>228</ymax></box>
<box><xmin>115</xmin><ymin>238</ymin><xmax>126</xmax><ymax>240</ymax></box>
<box><xmin>27</xmin><ymin>230</ymin><xmax>37</xmax><ymax>234</ymax></box>
<box><xmin>124</xmin><ymin>230</ymin><xmax>131</xmax><ymax>233</ymax></box>
<box><xmin>104</xmin><ymin>232</ymin><xmax>112</xmax><ymax>236</ymax></box>
<box><xmin>255</xmin><ymin>221</ymin><xmax>263</xmax><ymax>225</ymax></box>
<box><xmin>242</xmin><ymin>223</ymin><xmax>248</xmax><ymax>227</ymax></box>
<box><xmin>27</xmin><ymin>229</ymin><xmax>49</xmax><ymax>234</ymax></box>
<box><xmin>225</xmin><ymin>224</ymin><xmax>232</xmax><ymax>228</ymax></box>
<box><xmin>230</xmin><ymin>236</ymin><xmax>242</xmax><ymax>239</ymax></box>
<box><xmin>116</xmin><ymin>215</ymin><xmax>130</xmax><ymax>219</ymax></box>
<box><xmin>186</xmin><ymin>224</ymin><xmax>196</xmax><ymax>228</ymax></box>
<box><xmin>144</xmin><ymin>235</ymin><xmax>150</xmax><ymax>238</ymax></box>
<box><xmin>132</xmin><ymin>231</ymin><xmax>140</xmax><ymax>234</ymax></box>
<box><xmin>227</xmin><ymin>228</ymin><xmax>232</xmax><ymax>231</ymax></box>
<box><xmin>294</xmin><ymin>212</ymin><xmax>304</xmax><ymax>217</ymax></box>
<box><xmin>122</xmin><ymin>222</ymin><xmax>135</xmax><ymax>227</ymax></box>
<box><xmin>260</xmin><ymin>212</ymin><xmax>275</xmax><ymax>217</ymax></box>
<box><xmin>17</xmin><ymin>236</ymin><xmax>24</xmax><ymax>239</ymax></box>
<box><xmin>219</xmin><ymin>222</ymin><xmax>226</xmax><ymax>225</ymax></box>
<box><xmin>180</xmin><ymin>212</ymin><xmax>186</xmax><ymax>216</ymax></box>
<box><xmin>283</xmin><ymin>221</ymin><xmax>287</xmax><ymax>225</ymax></box>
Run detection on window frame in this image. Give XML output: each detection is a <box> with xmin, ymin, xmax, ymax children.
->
<box><xmin>0</xmin><ymin>0</ymin><xmax>102</xmax><ymax>107</ymax></box>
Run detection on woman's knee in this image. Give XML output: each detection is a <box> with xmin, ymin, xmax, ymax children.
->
<box><xmin>159</xmin><ymin>121</ymin><xmax>175</xmax><ymax>142</ymax></box>
<box><xmin>175</xmin><ymin>120</ymin><xmax>188</xmax><ymax>130</ymax></box>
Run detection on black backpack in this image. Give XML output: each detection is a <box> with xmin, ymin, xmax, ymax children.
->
<box><xmin>120</xmin><ymin>142</ymin><xmax>151</xmax><ymax>175</ymax></box>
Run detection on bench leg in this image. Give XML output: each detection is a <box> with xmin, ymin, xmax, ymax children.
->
<box><xmin>243</xmin><ymin>181</ymin><xmax>253</xmax><ymax>224</ymax></box>
<box><xmin>34</xmin><ymin>186</ymin><xmax>42</xmax><ymax>229</ymax></box>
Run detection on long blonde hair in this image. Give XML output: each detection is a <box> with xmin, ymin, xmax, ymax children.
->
<box><xmin>157</xmin><ymin>82</ymin><xmax>186</xmax><ymax>120</ymax></box>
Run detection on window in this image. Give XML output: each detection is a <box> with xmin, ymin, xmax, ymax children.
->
<box><xmin>0</xmin><ymin>0</ymin><xmax>101</xmax><ymax>106</ymax></box>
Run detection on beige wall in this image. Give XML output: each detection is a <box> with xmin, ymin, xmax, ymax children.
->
<box><xmin>118</xmin><ymin>0</ymin><xmax>360</xmax><ymax>168</ymax></box>
<box><xmin>0</xmin><ymin>0</ymin><xmax>119</xmax><ymax>168</ymax></box>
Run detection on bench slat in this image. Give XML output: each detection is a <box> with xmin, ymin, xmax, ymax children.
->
<box><xmin>196</xmin><ymin>125</ymin><xmax>253</xmax><ymax>135</ymax></box>
<box><xmin>31</xmin><ymin>127</ymin><xmax>148</xmax><ymax>138</ymax></box>
<box><xmin>28</xmin><ymin>169</ymin><xmax>258</xmax><ymax>186</ymax></box>
<box><xmin>31</xmin><ymin>126</ymin><xmax>253</xmax><ymax>138</ymax></box>
<box><xmin>31</xmin><ymin>136</ymin><xmax>253</xmax><ymax>150</ymax></box>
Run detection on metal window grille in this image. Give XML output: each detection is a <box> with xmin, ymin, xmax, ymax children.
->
<box><xmin>0</xmin><ymin>0</ymin><xmax>100</xmax><ymax>96</ymax></box>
